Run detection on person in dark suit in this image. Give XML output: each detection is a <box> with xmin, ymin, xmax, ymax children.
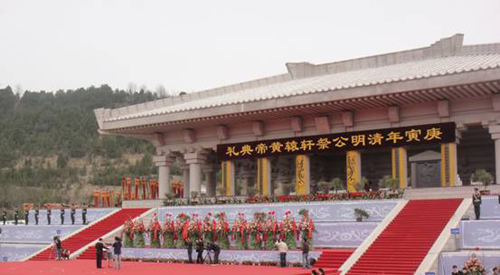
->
<box><xmin>2</xmin><ymin>209</ymin><xmax>7</xmax><ymax>225</ymax></box>
<box><xmin>60</xmin><ymin>204</ymin><xmax>65</xmax><ymax>225</ymax></box>
<box><xmin>24</xmin><ymin>208</ymin><xmax>29</xmax><ymax>225</ymax></box>
<box><xmin>196</xmin><ymin>239</ymin><xmax>204</xmax><ymax>264</ymax></box>
<box><xmin>208</xmin><ymin>242</ymin><xmax>220</xmax><ymax>264</ymax></box>
<box><xmin>185</xmin><ymin>240</ymin><xmax>193</xmax><ymax>263</ymax></box>
<box><xmin>451</xmin><ymin>265</ymin><xmax>464</xmax><ymax>275</ymax></box>
<box><xmin>47</xmin><ymin>208</ymin><xmax>52</xmax><ymax>225</ymax></box>
<box><xmin>473</xmin><ymin>188</ymin><xmax>482</xmax><ymax>219</ymax></box>
<box><xmin>70</xmin><ymin>204</ymin><xmax>76</xmax><ymax>225</ymax></box>
<box><xmin>34</xmin><ymin>207</ymin><xmax>39</xmax><ymax>225</ymax></box>
<box><xmin>82</xmin><ymin>203</ymin><xmax>87</xmax><ymax>225</ymax></box>
<box><xmin>14</xmin><ymin>207</ymin><xmax>19</xmax><ymax>225</ymax></box>
<box><xmin>95</xmin><ymin>238</ymin><xmax>106</xmax><ymax>268</ymax></box>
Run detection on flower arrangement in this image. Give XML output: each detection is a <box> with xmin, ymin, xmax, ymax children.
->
<box><xmin>133</xmin><ymin>219</ymin><xmax>146</xmax><ymax>248</ymax></box>
<box><xmin>247</xmin><ymin>212</ymin><xmax>265</xmax><ymax>250</ymax></box>
<box><xmin>214</xmin><ymin>212</ymin><xmax>230</xmax><ymax>249</ymax></box>
<box><xmin>162</xmin><ymin>213</ymin><xmax>176</xmax><ymax>248</ymax></box>
<box><xmin>232</xmin><ymin>213</ymin><xmax>248</xmax><ymax>250</ymax></box>
<box><xmin>279</xmin><ymin>211</ymin><xmax>298</xmax><ymax>250</ymax></box>
<box><xmin>163</xmin><ymin>190</ymin><xmax>403</xmax><ymax>206</ymax></box>
<box><xmin>263</xmin><ymin>211</ymin><xmax>278</xmax><ymax>250</ymax></box>
<box><xmin>298</xmin><ymin>209</ymin><xmax>315</xmax><ymax>249</ymax></box>
<box><xmin>147</xmin><ymin>214</ymin><xmax>162</xmax><ymax>248</ymax></box>
<box><xmin>202</xmin><ymin>212</ymin><xmax>215</xmax><ymax>242</ymax></box>
<box><xmin>463</xmin><ymin>257</ymin><xmax>486</xmax><ymax>275</ymax></box>
<box><xmin>175</xmin><ymin>213</ymin><xmax>190</xmax><ymax>249</ymax></box>
<box><xmin>122</xmin><ymin>218</ymin><xmax>135</xmax><ymax>247</ymax></box>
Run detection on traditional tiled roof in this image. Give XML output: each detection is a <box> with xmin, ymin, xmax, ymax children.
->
<box><xmin>99</xmin><ymin>34</ymin><xmax>500</xmax><ymax>124</ymax></box>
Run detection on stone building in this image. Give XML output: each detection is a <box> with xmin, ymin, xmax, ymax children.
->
<box><xmin>94</xmin><ymin>34</ymin><xmax>500</xmax><ymax>198</ymax></box>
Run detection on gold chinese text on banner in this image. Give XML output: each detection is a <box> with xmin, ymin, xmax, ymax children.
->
<box><xmin>295</xmin><ymin>155</ymin><xmax>309</xmax><ymax>195</ymax></box>
<box><xmin>221</xmin><ymin>160</ymin><xmax>234</xmax><ymax>196</ymax></box>
<box><xmin>391</xmin><ymin>147</ymin><xmax>408</xmax><ymax>189</ymax></box>
<box><xmin>441</xmin><ymin>143</ymin><xmax>457</xmax><ymax>187</ymax></box>
<box><xmin>257</xmin><ymin>158</ymin><xmax>271</xmax><ymax>196</ymax></box>
<box><xmin>346</xmin><ymin>151</ymin><xmax>361</xmax><ymax>192</ymax></box>
<box><xmin>217</xmin><ymin>122</ymin><xmax>455</xmax><ymax>161</ymax></box>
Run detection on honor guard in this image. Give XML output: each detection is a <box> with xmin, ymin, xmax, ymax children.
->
<box><xmin>35</xmin><ymin>207</ymin><xmax>39</xmax><ymax>225</ymax></box>
<box><xmin>60</xmin><ymin>204</ymin><xmax>65</xmax><ymax>225</ymax></box>
<box><xmin>47</xmin><ymin>208</ymin><xmax>52</xmax><ymax>225</ymax></box>
<box><xmin>82</xmin><ymin>203</ymin><xmax>87</xmax><ymax>225</ymax></box>
<box><xmin>1</xmin><ymin>209</ymin><xmax>6</xmax><ymax>225</ymax></box>
<box><xmin>14</xmin><ymin>207</ymin><xmax>19</xmax><ymax>225</ymax></box>
<box><xmin>70</xmin><ymin>204</ymin><xmax>76</xmax><ymax>225</ymax></box>
<box><xmin>24</xmin><ymin>208</ymin><xmax>29</xmax><ymax>225</ymax></box>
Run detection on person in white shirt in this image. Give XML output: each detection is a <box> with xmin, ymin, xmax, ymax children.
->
<box><xmin>275</xmin><ymin>239</ymin><xmax>288</xmax><ymax>267</ymax></box>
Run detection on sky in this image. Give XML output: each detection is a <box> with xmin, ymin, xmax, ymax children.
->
<box><xmin>0</xmin><ymin>0</ymin><xmax>499</xmax><ymax>94</ymax></box>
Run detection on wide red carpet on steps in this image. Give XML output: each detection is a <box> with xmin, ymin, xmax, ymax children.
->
<box><xmin>0</xmin><ymin>259</ymin><xmax>323</xmax><ymax>275</ymax></box>
<box><xmin>30</xmin><ymin>208</ymin><xmax>149</xmax><ymax>261</ymax></box>
<box><xmin>346</xmin><ymin>199</ymin><xmax>462</xmax><ymax>275</ymax></box>
<box><xmin>314</xmin><ymin>249</ymin><xmax>353</xmax><ymax>269</ymax></box>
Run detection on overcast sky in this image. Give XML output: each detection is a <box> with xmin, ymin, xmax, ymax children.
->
<box><xmin>1</xmin><ymin>0</ymin><xmax>499</xmax><ymax>94</ymax></box>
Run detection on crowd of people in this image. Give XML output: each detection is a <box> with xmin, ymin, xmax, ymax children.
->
<box><xmin>1</xmin><ymin>204</ymin><xmax>89</xmax><ymax>225</ymax></box>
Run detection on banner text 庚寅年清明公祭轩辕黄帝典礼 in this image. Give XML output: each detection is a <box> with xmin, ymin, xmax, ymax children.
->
<box><xmin>217</xmin><ymin>122</ymin><xmax>456</xmax><ymax>160</ymax></box>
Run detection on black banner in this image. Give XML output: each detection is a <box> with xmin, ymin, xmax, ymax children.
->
<box><xmin>217</xmin><ymin>122</ymin><xmax>456</xmax><ymax>160</ymax></box>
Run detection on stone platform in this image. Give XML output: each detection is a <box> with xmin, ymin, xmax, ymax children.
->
<box><xmin>121</xmin><ymin>247</ymin><xmax>321</xmax><ymax>264</ymax></box>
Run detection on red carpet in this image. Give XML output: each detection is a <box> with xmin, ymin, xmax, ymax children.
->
<box><xmin>314</xmin><ymin>249</ymin><xmax>353</xmax><ymax>269</ymax></box>
<box><xmin>0</xmin><ymin>259</ymin><xmax>320</xmax><ymax>275</ymax></box>
<box><xmin>346</xmin><ymin>199</ymin><xmax>462</xmax><ymax>275</ymax></box>
<box><xmin>30</xmin><ymin>208</ymin><xmax>149</xmax><ymax>261</ymax></box>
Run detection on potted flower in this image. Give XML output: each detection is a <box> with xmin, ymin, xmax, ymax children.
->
<box><xmin>354</xmin><ymin>208</ymin><xmax>370</xmax><ymax>222</ymax></box>
<box><xmin>472</xmin><ymin>169</ymin><xmax>493</xmax><ymax>195</ymax></box>
<box><xmin>317</xmin><ymin>180</ymin><xmax>331</xmax><ymax>194</ymax></box>
<box><xmin>331</xmin><ymin>178</ymin><xmax>344</xmax><ymax>193</ymax></box>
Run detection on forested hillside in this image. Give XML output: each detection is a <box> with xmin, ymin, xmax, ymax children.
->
<box><xmin>0</xmin><ymin>85</ymin><xmax>165</xmax><ymax>209</ymax></box>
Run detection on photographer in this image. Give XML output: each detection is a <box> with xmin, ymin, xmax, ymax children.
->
<box><xmin>207</xmin><ymin>242</ymin><xmax>220</xmax><ymax>264</ymax></box>
<box><xmin>185</xmin><ymin>240</ymin><xmax>193</xmax><ymax>264</ymax></box>
<box><xmin>195</xmin><ymin>238</ymin><xmax>204</xmax><ymax>264</ymax></box>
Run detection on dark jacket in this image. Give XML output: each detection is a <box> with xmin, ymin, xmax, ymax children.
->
<box><xmin>473</xmin><ymin>193</ymin><xmax>482</xmax><ymax>206</ymax></box>
<box><xmin>113</xmin><ymin>241</ymin><xmax>122</xmax><ymax>255</ymax></box>
<box><xmin>302</xmin><ymin>242</ymin><xmax>309</xmax><ymax>254</ymax></box>
<box><xmin>95</xmin><ymin>242</ymin><xmax>105</xmax><ymax>256</ymax></box>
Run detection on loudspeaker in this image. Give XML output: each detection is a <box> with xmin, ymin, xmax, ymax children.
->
<box><xmin>498</xmin><ymin>194</ymin><xmax>500</xmax><ymax>204</ymax></box>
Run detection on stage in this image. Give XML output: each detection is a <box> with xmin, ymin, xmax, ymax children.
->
<box><xmin>0</xmin><ymin>259</ymin><xmax>331</xmax><ymax>275</ymax></box>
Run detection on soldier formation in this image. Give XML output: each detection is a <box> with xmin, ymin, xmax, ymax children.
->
<box><xmin>1</xmin><ymin>203</ymin><xmax>88</xmax><ymax>225</ymax></box>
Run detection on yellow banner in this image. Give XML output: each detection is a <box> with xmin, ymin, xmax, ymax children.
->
<box><xmin>295</xmin><ymin>155</ymin><xmax>309</xmax><ymax>195</ymax></box>
<box><xmin>346</xmin><ymin>151</ymin><xmax>360</xmax><ymax>192</ymax></box>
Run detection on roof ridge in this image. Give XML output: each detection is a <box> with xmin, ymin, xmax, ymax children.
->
<box><xmin>285</xmin><ymin>34</ymin><xmax>466</xmax><ymax>79</ymax></box>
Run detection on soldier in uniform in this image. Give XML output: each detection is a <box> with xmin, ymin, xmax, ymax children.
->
<box><xmin>473</xmin><ymin>188</ymin><xmax>482</xmax><ymax>220</ymax></box>
<box><xmin>47</xmin><ymin>207</ymin><xmax>52</xmax><ymax>225</ymax></box>
<box><xmin>1</xmin><ymin>209</ymin><xmax>7</xmax><ymax>225</ymax></box>
<box><xmin>60</xmin><ymin>204</ymin><xmax>65</xmax><ymax>225</ymax></box>
<box><xmin>70</xmin><ymin>204</ymin><xmax>76</xmax><ymax>225</ymax></box>
<box><xmin>82</xmin><ymin>203</ymin><xmax>87</xmax><ymax>225</ymax></box>
<box><xmin>14</xmin><ymin>207</ymin><xmax>19</xmax><ymax>225</ymax></box>
<box><xmin>35</xmin><ymin>207</ymin><xmax>39</xmax><ymax>225</ymax></box>
<box><xmin>24</xmin><ymin>207</ymin><xmax>29</xmax><ymax>225</ymax></box>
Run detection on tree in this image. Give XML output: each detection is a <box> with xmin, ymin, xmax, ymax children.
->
<box><xmin>127</xmin><ymin>82</ymin><xmax>138</xmax><ymax>94</ymax></box>
<box><xmin>155</xmin><ymin>84</ymin><xmax>168</xmax><ymax>98</ymax></box>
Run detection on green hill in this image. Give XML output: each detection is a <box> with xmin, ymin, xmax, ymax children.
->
<box><xmin>0</xmin><ymin>85</ymin><xmax>165</xmax><ymax>209</ymax></box>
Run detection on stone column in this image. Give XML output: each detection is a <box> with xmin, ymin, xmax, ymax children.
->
<box><xmin>153</xmin><ymin>155</ymin><xmax>174</xmax><ymax>199</ymax></box>
<box><xmin>184</xmin><ymin>152</ymin><xmax>207</xmax><ymax>198</ymax></box>
<box><xmin>181</xmin><ymin>165</ymin><xmax>190</xmax><ymax>198</ymax></box>
<box><xmin>346</xmin><ymin>151</ymin><xmax>361</xmax><ymax>192</ymax></box>
<box><xmin>295</xmin><ymin>155</ymin><xmax>310</xmax><ymax>195</ymax></box>
<box><xmin>257</xmin><ymin>158</ymin><xmax>272</xmax><ymax>196</ymax></box>
<box><xmin>202</xmin><ymin>166</ymin><xmax>217</xmax><ymax>197</ymax></box>
<box><xmin>391</xmin><ymin>147</ymin><xmax>408</xmax><ymax>189</ymax></box>
<box><xmin>488</xmin><ymin>125</ymin><xmax>500</xmax><ymax>184</ymax></box>
<box><xmin>221</xmin><ymin>160</ymin><xmax>235</xmax><ymax>196</ymax></box>
<box><xmin>440</xmin><ymin>143</ymin><xmax>458</xmax><ymax>187</ymax></box>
